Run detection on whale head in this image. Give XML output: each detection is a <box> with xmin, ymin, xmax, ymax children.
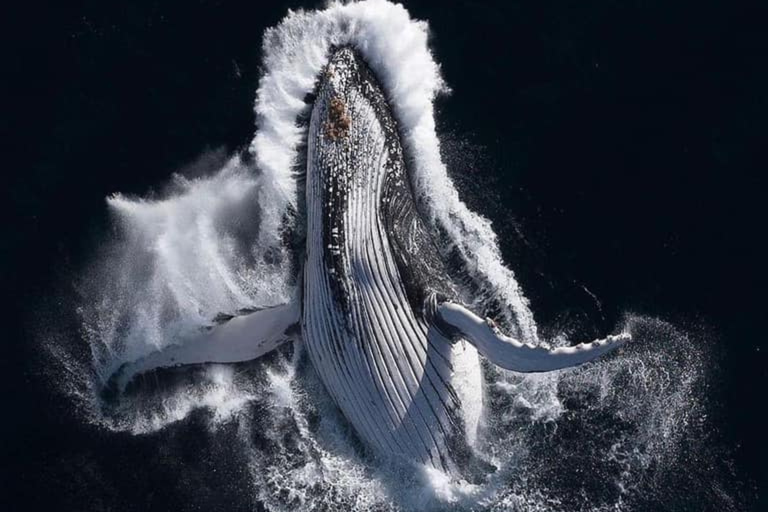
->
<box><xmin>308</xmin><ymin>46</ymin><xmax>405</xmax><ymax>180</ymax></box>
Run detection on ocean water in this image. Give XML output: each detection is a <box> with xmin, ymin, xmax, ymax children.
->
<box><xmin>9</xmin><ymin>1</ymin><xmax>764</xmax><ymax>511</ymax></box>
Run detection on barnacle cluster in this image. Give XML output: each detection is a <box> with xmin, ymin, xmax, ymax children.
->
<box><xmin>325</xmin><ymin>97</ymin><xmax>351</xmax><ymax>140</ymax></box>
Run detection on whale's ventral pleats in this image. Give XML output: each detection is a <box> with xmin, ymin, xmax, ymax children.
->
<box><xmin>303</xmin><ymin>47</ymin><xmax>469</xmax><ymax>473</ymax></box>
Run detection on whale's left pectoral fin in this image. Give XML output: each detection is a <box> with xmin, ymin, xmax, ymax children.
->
<box><xmin>435</xmin><ymin>301</ymin><xmax>629</xmax><ymax>373</ymax></box>
<box><xmin>110</xmin><ymin>301</ymin><xmax>300</xmax><ymax>392</ymax></box>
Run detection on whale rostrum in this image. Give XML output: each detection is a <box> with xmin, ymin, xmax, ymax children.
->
<box><xmin>110</xmin><ymin>48</ymin><xmax>630</xmax><ymax>475</ymax></box>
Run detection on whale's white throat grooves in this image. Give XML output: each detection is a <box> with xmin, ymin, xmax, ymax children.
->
<box><xmin>303</xmin><ymin>50</ymin><xmax>465</xmax><ymax>470</ymax></box>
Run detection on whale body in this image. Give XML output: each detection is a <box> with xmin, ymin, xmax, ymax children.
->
<box><xmin>303</xmin><ymin>48</ymin><xmax>475</xmax><ymax>472</ymax></box>
<box><xmin>111</xmin><ymin>47</ymin><xmax>630</xmax><ymax>476</ymax></box>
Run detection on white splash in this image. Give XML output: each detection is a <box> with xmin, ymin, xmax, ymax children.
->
<box><xmin>252</xmin><ymin>0</ymin><xmax>537</xmax><ymax>342</ymax></box>
<box><xmin>60</xmin><ymin>1</ymin><xmax>725</xmax><ymax>510</ymax></box>
<box><xmin>75</xmin><ymin>0</ymin><xmax>543</xmax><ymax>436</ymax></box>
<box><xmin>82</xmin><ymin>156</ymin><xmax>293</xmax><ymax>383</ymax></box>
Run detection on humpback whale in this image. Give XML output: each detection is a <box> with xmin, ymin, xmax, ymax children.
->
<box><xmin>111</xmin><ymin>48</ymin><xmax>629</xmax><ymax>475</ymax></box>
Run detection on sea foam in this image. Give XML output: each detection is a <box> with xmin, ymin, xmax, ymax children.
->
<box><xmin>58</xmin><ymin>2</ymin><xmax>724</xmax><ymax>510</ymax></box>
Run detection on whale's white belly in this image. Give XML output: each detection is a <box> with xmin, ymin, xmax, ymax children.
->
<box><xmin>301</xmin><ymin>50</ymin><xmax>474</xmax><ymax>471</ymax></box>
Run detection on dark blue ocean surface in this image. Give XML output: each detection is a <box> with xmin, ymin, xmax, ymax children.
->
<box><xmin>5</xmin><ymin>1</ymin><xmax>765</xmax><ymax>510</ymax></box>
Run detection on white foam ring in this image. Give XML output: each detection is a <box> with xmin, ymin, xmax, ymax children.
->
<box><xmin>66</xmin><ymin>1</ymin><xmax>728</xmax><ymax>510</ymax></box>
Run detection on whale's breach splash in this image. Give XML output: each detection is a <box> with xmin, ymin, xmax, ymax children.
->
<box><xmin>107</xmin><ymin>44</ymin><xmax>629</xmax><ymax>478</ymax></box>
<box><xmin>59</xmin><ymin>1</ymin><xmax>730</xmax><ymax>510</ymax></box>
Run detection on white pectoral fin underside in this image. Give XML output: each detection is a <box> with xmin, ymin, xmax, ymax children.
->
<box><xmin>436</xmin><ymin>301</ymin><xmax>630</xmax><ymax>373</ymax></box>
<box><xmin>111</xmin><ymin>301</ymin><xmax>300</xmax><ymax>391</ymax></box>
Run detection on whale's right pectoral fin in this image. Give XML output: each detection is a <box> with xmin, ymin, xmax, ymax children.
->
<box><xmin>435</xmin><ymin>301</ymin><xmax>630</xmax><ymax>373</ymax></box>
<box><xmin>110</xmin><ymin>301</ymin><xmax>300</xmax><ymax>392</ymax></box>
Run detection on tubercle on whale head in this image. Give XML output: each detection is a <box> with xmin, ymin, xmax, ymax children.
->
<box><xmin>317</xmin><ymin>47</ymin><xmax>364</xmax><ymax>142</ymax></box>
<box><xmin>313</xmin><ymin>45</ymin><xmax>407</xmax><ymax>168</ymax></box>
